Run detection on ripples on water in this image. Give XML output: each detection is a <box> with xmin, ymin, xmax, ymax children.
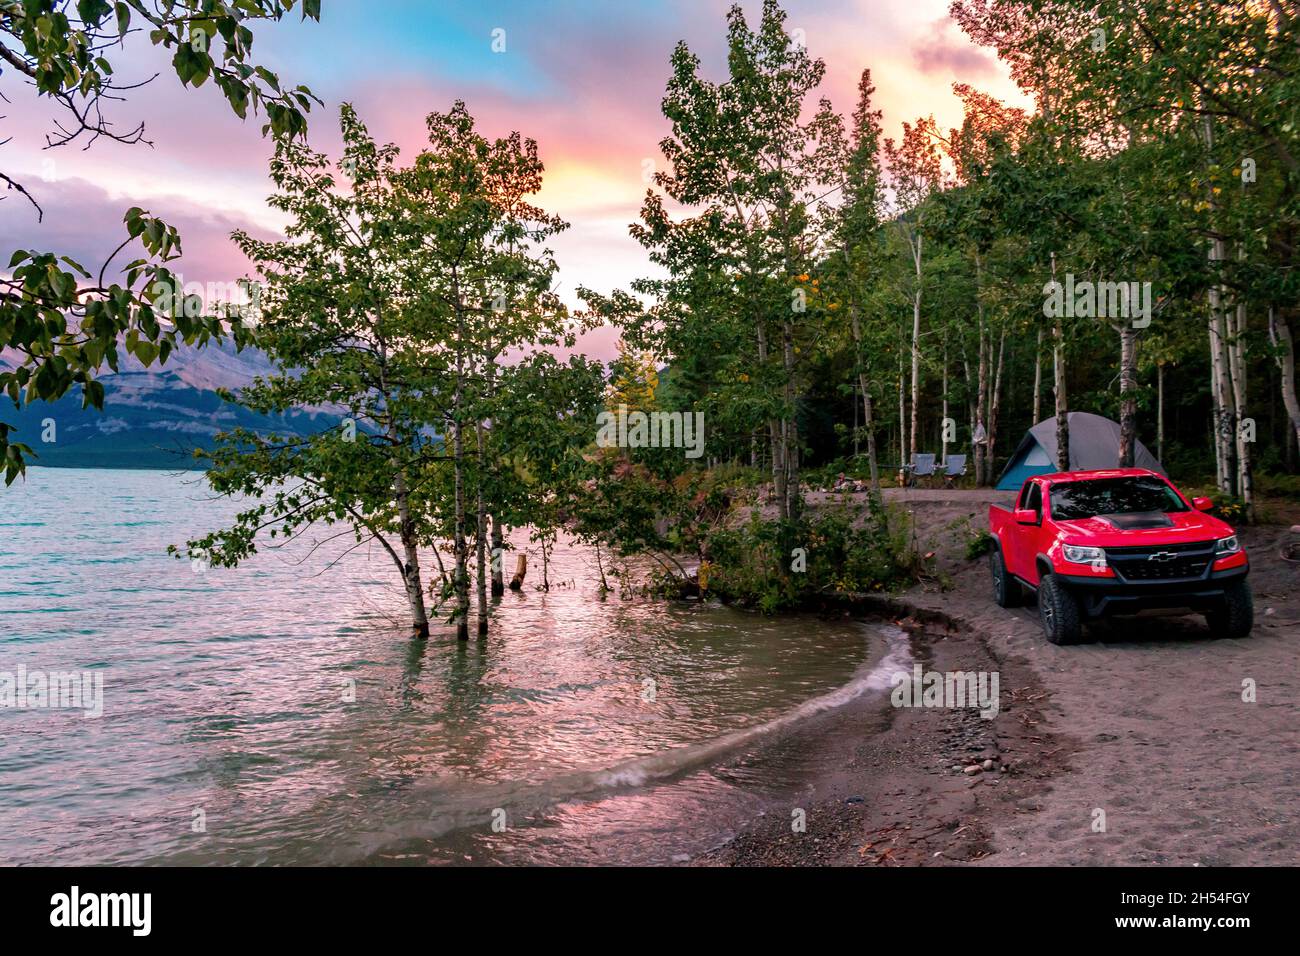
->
<box><xmin>0</xmin><ymin>468</ymin><xmax>900</xmax><ymax>865</ymax></box>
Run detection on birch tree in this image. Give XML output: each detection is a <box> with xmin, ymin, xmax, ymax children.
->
<box><xmin>175</xmin><ymin>105</ymin><xmax>447</xmax><ymax>636</ymax></box>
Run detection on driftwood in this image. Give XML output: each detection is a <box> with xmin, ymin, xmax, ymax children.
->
<box><xmin>508</xmin><ymin>553</ymin><xmax>527</xmax><ymax>590</ymax></box>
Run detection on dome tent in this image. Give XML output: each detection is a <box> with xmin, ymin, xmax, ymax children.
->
<box><xmin>995</xmin><ymin>412</ymin><xmax>1165</xmax><ymax>491</ymax></box>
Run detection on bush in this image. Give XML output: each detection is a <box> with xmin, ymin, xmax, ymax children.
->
<box><xmin>1257</xmin><ymin>472</ymin><xmax>1300</xmax><ymax>497</ymax></box>
<box><xmin>1211</xmin><ymin>495</ymin><xmax>1249</xmax><ymax>525</ymax></box>
<box><xmin>700</xmin><ymin>503</ymin><xmax>917</xmax><ymax>611</ymax></box>
<box><xmin>965</xmin><ymin>529</ymin><xmax>996</xmax><ymax>560</ymax></box>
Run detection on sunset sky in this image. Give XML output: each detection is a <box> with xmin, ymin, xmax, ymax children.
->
<box><xmin>0</xmin><ymin>0</ymin><xmax>1029</xmax><ymax>360</ymax></box>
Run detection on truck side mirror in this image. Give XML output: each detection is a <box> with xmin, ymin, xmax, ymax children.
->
<box><xmin>1192</xmin><ymin>496</ymin><xmax>1214</xmax><ymax>512</ymax></box>
<box><xmin>1013</xmin><ymin>508</ymin><xmax>1039</xmax><ymax>525</ymax></box>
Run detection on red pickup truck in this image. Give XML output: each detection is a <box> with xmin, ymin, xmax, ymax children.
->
<box><xmin>988</xmin><ymin>468</ymin><xmax>1251</xmax><ymax>644</ymax></box>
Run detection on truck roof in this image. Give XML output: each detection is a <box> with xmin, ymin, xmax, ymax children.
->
<box><xmin>1025</xmin><ymin>467</ymin><xmax>1164</xmax><ymax>484</ymax></box>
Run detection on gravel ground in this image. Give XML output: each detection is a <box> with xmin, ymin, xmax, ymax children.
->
<box><xmin>697</xmin><ymin>488</ymin><xmax>1300</xmax><ymax>866</ymax></box>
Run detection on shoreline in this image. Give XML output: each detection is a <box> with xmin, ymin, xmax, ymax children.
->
<box><xmin>692</xmin><ymin>610</ymin><xmax>1073</xmax><ymax>866</ymax></box>
<box><xmin>691</xmin><ymin>494</ymin><xmax>1300</xmax><ymax>866</ymax></box>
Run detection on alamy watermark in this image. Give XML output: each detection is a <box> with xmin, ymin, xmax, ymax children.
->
<box><xmin>50</xmin><ymin>886</ymin><xmax>150</xmax><ymax>936</ymax></box>
<box><xmin>595</xmin><ymin>404</ymin><xmax>705</xmax><ymax>459</ymax></box>
<box><xmin>1042</xmin><ymin>273</ymin><xmax>1152</xmax><ymax>328</ymax></box>
<box><xmin>150</xmin><ymin>273</ymin><xmax>262</xmax><ymax>324</ymax></box>
<box><xmin>890</xmin><ymin>664</ymin><xmax>999</xmax><ymax>719</ymax></box>
<box><xmin>0</xmin><ymin>665</ymin><xmax>103</xmax><ymax>718</ymax></box>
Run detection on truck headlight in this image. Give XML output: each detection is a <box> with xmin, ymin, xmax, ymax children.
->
<box><xmin>1062</xmin><ymin>544</ymin><xmax>1105</xmax><ymax>565</ymax></box>
<box><xmin>1215</xmin><ymin>535</ymin><xmax>1239</xmax><ymax>554</ymax></box>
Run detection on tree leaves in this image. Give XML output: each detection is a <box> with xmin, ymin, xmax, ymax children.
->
<box><xmin>1</xmin><ymin>1</ymin><xmax>322</xmax><ymax>479</ymax></box>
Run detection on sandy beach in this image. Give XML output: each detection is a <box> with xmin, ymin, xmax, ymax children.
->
<box><xmin>699</xmin><ymin>489</ymin><xmax>1300</xmax><ymax>866</ymax></box>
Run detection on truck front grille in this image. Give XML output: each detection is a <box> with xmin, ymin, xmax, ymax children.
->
<box><xmin>1104</xmin><ymin>541</ymin><xmax>1216</xmax><ymax>582</ymax></box>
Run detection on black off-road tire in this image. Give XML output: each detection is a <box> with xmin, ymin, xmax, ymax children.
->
<box><xmin>1204</xmin><ymin>579</ymin><xmax>1254</xmax><ymax>638</ymax></box>
<box><xmin>1038</xmin><ymin>573</ymin><xmax>1083</xmax><ymax>645</ymax></box>
<box><xmin>990</xmin><ymin>548</ymin><xmax>1021</xmax><ymax>608</ymax></box>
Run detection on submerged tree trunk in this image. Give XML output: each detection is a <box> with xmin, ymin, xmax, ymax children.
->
<box><xmin>377</xmin><ymin>336</ymin><xmax>428</xmax><ymax>638</ymax></box>
<box><xmin>509</xmin><ymin>552</ymin><xmax>527</xmax><ymax>590</ymax></box>
<box><xmin>594</xmin><ymin>541</ymin><xmax>610</xmax><ymax>593</ymax></box>
<box><xmin>452</xmin><ymin>305</ymin><xmax>470</xmax><ymax>641</ymax></box>
<box><xmin>395</xmin><ymin>468</ymin><xmax>430</xmax><ymax>638</ymax></box>
<box><xmin>475</xmin><ymin>421</ymin><xmax>488</xmax><ymax>635</ymax></box>
<box><xmin>490</xmin><ymin>514</ymin><xmax>505</xmax><ymax>596</ymax></box>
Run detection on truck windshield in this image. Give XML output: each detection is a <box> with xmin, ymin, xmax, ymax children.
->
<box><xmin>1049</xmin><ymin>476</ymin><xmax>1187</xmax><ymax>520</ymax></box>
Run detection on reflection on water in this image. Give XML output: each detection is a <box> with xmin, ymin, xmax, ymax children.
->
<box><xmin>0</xmin><ymin>468</ymin><xmax>898</xmax><ymax>865</ymax></box>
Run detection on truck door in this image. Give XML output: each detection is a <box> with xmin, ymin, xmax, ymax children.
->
<box><xmin>1010</xmin><ymin>481</ymin><xmax>1044</xmax><ymax>581</ymax></box>
<box><xmin>1023</xmin><ymin>481</ymin><xmax>1048</xmax><ymax>584</ymax></box>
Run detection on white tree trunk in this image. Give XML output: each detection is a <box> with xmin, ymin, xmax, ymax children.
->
<box><xmin>1230</xmin><ymin>299</ymin><xmax>1252</xmax><ymax>519</ymax></box>
<box><xmin>1050</xmin><ymin>253</ymin><xmax>1069</xmax><ymax>471</ymax></box>
<box><xmin>909</xmin><ymin>234</ymin><xmax>922</xmax><ymax>467</ymax></box>
<box><xmin>1032</xmin><ymin>325</ymin><xmax>1043</xmax><ymax>426</ymax></box>
<box><xmin>1117</xmin><ymin>325</ymin><xmax>1138</xmax><ymax>468</ymax></box>
<box><xmin>1269</xmin><ymin>307</ymin><xmax>1300</xmax><ymax>452</ymax></box>
<box><xmin>940</xmin><ymin>348</ymin><xmax>949</xmax><ymax>466</ymax></box>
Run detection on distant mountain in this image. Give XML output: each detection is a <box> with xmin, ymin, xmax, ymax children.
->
<box><xmin>0</xmin><ymin>342</ymin><xmax>338</xmax><ymax>470</ymax></box>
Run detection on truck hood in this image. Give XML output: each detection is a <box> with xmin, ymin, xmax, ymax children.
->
<box><xmin>1055</xmin><ymin>510</ymin><xmax>1232</xmax><ymax>547</ymax></box>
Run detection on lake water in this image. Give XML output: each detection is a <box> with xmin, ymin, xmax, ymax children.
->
<box><xmin>0</xmin><ymin>467</ymin><xmax>906</xmax><ymax>865</ymax></box>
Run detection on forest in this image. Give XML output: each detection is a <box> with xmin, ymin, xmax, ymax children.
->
<box><xmin>3</xmin><ymin>0</ymin><xmax>1298</xmax><ymax>634</ymax></box>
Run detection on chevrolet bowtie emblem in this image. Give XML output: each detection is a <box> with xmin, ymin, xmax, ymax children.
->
<box><xmin>1147</xmin><ymin>551</ymin><xmax>1177</xmax><ymax>562</ymax></box>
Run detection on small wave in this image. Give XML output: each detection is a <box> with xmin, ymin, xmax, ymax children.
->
<box><xmin>588</xmin><ymin>623</ymin><xmax>911</xmax><ymax>789</ymax></box>
<box><xmin>348</xmin><ymin>623</ymin><xmax>912</xmax><ymax>858</ymax></box>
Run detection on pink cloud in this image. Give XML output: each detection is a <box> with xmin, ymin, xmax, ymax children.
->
<box><xmin>0</xmin><ymin>176</ymin><xmax>275</xmax><ymax>287</ymax></box>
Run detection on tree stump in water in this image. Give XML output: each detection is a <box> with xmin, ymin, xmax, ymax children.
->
<box><xmin>508</xmin><ymin>553</ymin><xmax>527</xmax><ymax>590</ymax></box>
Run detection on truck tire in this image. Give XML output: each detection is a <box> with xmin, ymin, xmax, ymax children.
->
<box><xmin>1204</xmin><ymin>579</ymin><xmax>1253</xmax><ymax>638</ymax></box>
<box><xmin>990</xmin><ymin>549</ymin><xmax>1021</xmax><ymax>608</ymax></box>
<box><xmin>1038</xmin><ymin>573</ymin><xmax>1083</xmax><ymax>645</ymax></box>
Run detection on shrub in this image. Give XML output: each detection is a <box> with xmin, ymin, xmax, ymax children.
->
<box><xmin>700</xmin><ymin>503</ymin><xmax>917</xmax><ymax>611</ymax></box>
<box><xmin>965</xmin><ymin>529</ymin><xmax>996</xmax><ymax>560</ymax></box>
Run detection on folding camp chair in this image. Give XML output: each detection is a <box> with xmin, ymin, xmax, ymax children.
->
<box><xmin>941</xmin><ymin>454</ymin><xmax>967</xmax><ymax>488</ymax></box>
<box><xmin>906</xmin><ymin>453</ymin><xmax>936</xmax><ymax>488</ymax></box>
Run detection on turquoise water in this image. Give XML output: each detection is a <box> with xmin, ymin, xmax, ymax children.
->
<box><xmin>0</xmin><ymin>468</ymin><xmax>895</xmax><ymax>865</ymax></box>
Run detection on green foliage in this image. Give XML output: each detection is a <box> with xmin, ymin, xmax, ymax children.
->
<box><xmin>965</xmin><ymin>529</ymin><xmax>996</xmax><ymax>561</ymax></box>
<box><xmin>1</xmin><ymin>0</ymin><xmax>321</xmax><ymax>481</ymax></box>
<box><xmin>172</xmin><ymin>101</ymin><xmax>603</xmax><ymax>633</ymax></box>
<box><xmin>702</xmin><ymin>505</ymin><xmax>916</xmax><ymax>612</ymax></box>
<box><xmin>1210</xmin><ymin>496</ymin><xmax>1250</xmax><ymax>526</ymax></box>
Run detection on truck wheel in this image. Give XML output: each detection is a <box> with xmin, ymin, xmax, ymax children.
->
<box><xmin>1038</xmin><ymin>573</ymin><xmax>1083</xmax><ymax>645</ymax></box>
<box><xmin>990</xmin><ymin>549</ymin><xmax>1021</xmax><ymax>608</ymax></box>
<box><xmin>1205</xmin><ymin>579</ymin><xmax>1254</xmax><ymax>638</ymax></box>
